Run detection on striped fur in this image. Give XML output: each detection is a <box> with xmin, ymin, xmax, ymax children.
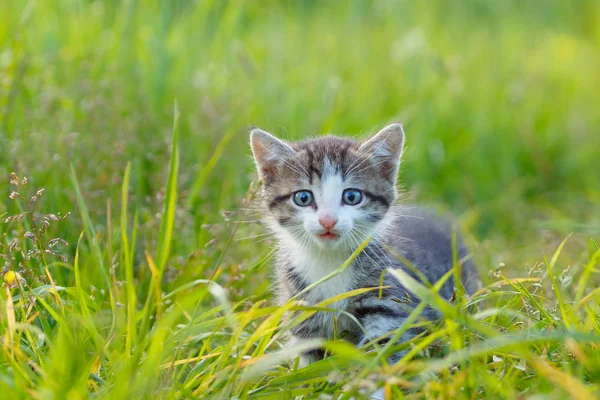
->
<box><xmin>249</xmin><ymin>123</ymin><xmax>480</xmax><ymax>370</ymax></box>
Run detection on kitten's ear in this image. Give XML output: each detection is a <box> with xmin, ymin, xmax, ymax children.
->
<box><xmin>250</xmin><ymin>128</ymin><xmax>295</xmax><ymax>179</ymax></box>
<box><xmin>359</xmin><ymin>123</ymin><xmax>405</xmax><ymax>180</ymax></box>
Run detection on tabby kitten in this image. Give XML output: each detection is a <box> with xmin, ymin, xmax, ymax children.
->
<box><xmin>249</xmin><ymin>124</ymin><xmax>480</xmax><ymax>380</ymax></box>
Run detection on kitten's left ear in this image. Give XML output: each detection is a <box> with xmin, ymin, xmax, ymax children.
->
<box><xmin>359</xmin><ymin>123</ymin><xmax>406</xmax><ymax>180</ymax></box>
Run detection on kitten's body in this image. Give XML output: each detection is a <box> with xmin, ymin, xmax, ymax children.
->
<box><xmin>277</xmin><ymin>206</ymin><xmax>479</xmax><ymax>360</ymax></box>
<box><xmin>250</xmin><ymin>124</ymin><xmax>480</xmax><ymax>371</ymax></box>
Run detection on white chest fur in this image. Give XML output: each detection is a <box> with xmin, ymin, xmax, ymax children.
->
<box><xmin>287</xmin><ymin>247</ymin><xmax>357</xmax><ymax>335</ymax></box>
<box><xmin>292</xmin><ymin>247</ymin><xmax>354</xmax><ymax>297</ymax></box>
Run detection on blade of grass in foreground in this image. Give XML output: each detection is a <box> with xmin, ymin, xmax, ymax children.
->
<box><xmin>241</xmin><ymin>338</ymin><xmax>324</xmax><ymax>381</ymax></box>
<box><xmin>120</xmin><ymin>162</ymin><xmax>137</xmax><ymax>357</ymax></box>
<box><xmin>387</xmin><ymin>267</ymin><xmax>499</xmax><ymax>339</ymax></box>
<box><xmin>73</xmin><ymin>232</ymin><xmax>103</xmax><ymax>350</ymax></box>
<box><xmin>187</xmin><ymin>127</ymin><xmax>236</xmax><ymax>207</ymax></box>
<box><xmin>544</xmin><ymin>235</ymin><xmax>571</xmax><ymax>329</ymax></box>
<box><xmin>292</xmin><ymin>237</ymin><xmax>371</xmax><ymax>300</ymax></box>
<box><xmin>70</xmin><ymin>165</ymin><xmax>117</xmax><ymax>338</ymax></box>
<box><xmin>574</xmin><ymin>239</ymin><xmax>600</xmax><ymax>303</ymax></box>
<box><xmin>155</xmin><ymin>102</ymin><xmax>180</xmax><ymax>273</ymax></box>
<box><xmin>420</xmin><ymin>331</ymin><xmax>599</xmax><ymax>400</ymax></box>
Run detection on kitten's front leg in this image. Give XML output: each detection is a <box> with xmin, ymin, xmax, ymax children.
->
<box><xmin>354</xmin><ymin>298</ymin><xmax>416</xmax><ymax>361</ymax></box>
<box><xmin>353</xmin><ymin>300</ymin><xmax>416</xmax><ymax>399</ymax></box>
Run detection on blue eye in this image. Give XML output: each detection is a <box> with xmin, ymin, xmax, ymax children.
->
<box><xmin>293</xmin><ymin>190</ymin><xmax>314</xmax><ymax>207</ymax></box>
<box><xmin>342</xmin><ymin>189</ymin><xmax>363</xmax><ymax>206</ymax></box>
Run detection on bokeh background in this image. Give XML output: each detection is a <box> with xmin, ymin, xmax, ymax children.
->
<box><xmin>1</xmin><ymin>0</ymin><xmax>599</xmax><ymax>303</ymax></box>
<box><xmin>2</xmin><ymin>1</ymin><xmax>600</xmax><ymax>398</ymax></box>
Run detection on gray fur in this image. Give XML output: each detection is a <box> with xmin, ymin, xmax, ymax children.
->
<box><xmin>249</xmin><ymin>124</ymin><xmax>480</xmax><ymax>367</ymax></box>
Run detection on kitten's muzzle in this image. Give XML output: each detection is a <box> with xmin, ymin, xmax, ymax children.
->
<box><xmin>318</xmin><ymin>215</ymin><xmax>337</xmax><ymax>230</ymax></box>
<box><xmin>316</xmin><ymin>215</ymin><xmax>340</xmax><ymax>241</ymax></box>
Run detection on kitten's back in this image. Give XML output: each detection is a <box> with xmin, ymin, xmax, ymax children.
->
<box><xmin>382</xmin><ymin>206</ymin><xmax>480</xmax><ymax>298</ymax></box>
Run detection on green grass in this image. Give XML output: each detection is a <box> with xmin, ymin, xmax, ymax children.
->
<box><xmin>1</xmin><ymin>1</ymin><xmax>600</xmax><ymax>398</ymax></box>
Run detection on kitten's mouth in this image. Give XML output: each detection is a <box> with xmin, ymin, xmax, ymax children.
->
<box><xmin>318</xmin><ymin>232</ymin><xmax>339</xmax><ymax>241</ymax></box>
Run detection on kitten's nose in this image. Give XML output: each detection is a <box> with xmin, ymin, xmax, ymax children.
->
<box><xmin>318</xmin><ymin>215</ymin><xmax>337</xmax><ymax>230</ymax></box>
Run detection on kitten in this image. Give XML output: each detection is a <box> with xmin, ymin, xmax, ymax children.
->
<box><xmin>249</xmin><ymin>123</ymin><xmax>480</xmax><ymax>391</ymax></box>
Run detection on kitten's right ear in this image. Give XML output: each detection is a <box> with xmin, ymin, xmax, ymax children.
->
<box><xmin>250</xmin><ymin>128</ymin><xmax>295</xmax><ymax>179</ymax></box>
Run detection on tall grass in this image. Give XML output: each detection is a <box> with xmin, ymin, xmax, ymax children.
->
<box><xmin>1</xmin><ymin>1</ymin><xmax>599</xmax><ymax>399</ymax></box>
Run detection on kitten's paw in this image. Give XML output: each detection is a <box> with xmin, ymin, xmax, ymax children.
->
<box><xmin>369</xmin><ymin>388</ymin><xmax>385</xmax><ymax>400</ymax></box>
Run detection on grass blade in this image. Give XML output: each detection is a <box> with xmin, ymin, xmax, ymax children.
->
<box><xmin>155</xmin><ymin>102</ymin><xmax>180</xmax><ymax>273</ymax></box>
<box><xmin>187</xmin><ymin>127</ymin><xmax>236</xmax><ymax>206</ymax></box>
<box><xmin>120</xmin><ymin>162</ymin><xmax>137</xmax><ymax>357</ymax></box>
<box><xmin>544</xmin><ymin>236</ymin><xmax>571</xmax><ymax>329</ymax></box>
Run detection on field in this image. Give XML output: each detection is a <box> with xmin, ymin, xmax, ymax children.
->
<box><xmin>1</xmin><ymin>1</ymin><xmax>600</xmax><ymax>399</ymax></box>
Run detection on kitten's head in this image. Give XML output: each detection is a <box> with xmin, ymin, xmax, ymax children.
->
<box><xmin>250</xmin><ymin>124</ymin><xmax>405</xmax><ymax>252</ymax></box>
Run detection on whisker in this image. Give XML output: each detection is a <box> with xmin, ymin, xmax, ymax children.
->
<box><xmin>354</xmin><ymin>222</ymin><xmax>413</xmax><ymax>243</ymax></box>
<box><xmin>236</xmin><ymin>232</ymin><xmax>276</xmax><ymax>242</ymax></box>
<box><xmin>252</xmin><ymin>236</ymin><xmax>280</xmax><ymax>245</ymax></box>
<box><xmin>351</xmin><ymin>226</ymin><xmax>395</xmax><ymax>269</ymax></box>
<box><xmin>249</xmin><ymin>248</ymin><xmax>277</xmax><ymax>271</ymax></box>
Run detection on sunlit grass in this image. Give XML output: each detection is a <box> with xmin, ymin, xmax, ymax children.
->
<box><xmin>1</xmin><ymin>1</ymin><xmax>600</xmax><ymax>399</ymax></box>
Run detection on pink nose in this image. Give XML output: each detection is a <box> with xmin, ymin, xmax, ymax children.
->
<box><xmin>318</xmin><ymin>215</ymin><xmax>337</xmax><ymax>230</ymax></box>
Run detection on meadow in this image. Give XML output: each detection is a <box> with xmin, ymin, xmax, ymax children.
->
<box><xmin>1</xmin><ymin>1</ymin><xmax>600</xmax><ymax>398</ymax></box>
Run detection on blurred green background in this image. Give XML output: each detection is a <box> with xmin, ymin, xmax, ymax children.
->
<box><xmin>2</xmin><ymin>1</ymin><xmax>600</xmax><ymax>398</ymax></box>
<box><xmin>1</xmin><ymin>0</ymin><xmax>599</xmax><ymax>289</ymax></box>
